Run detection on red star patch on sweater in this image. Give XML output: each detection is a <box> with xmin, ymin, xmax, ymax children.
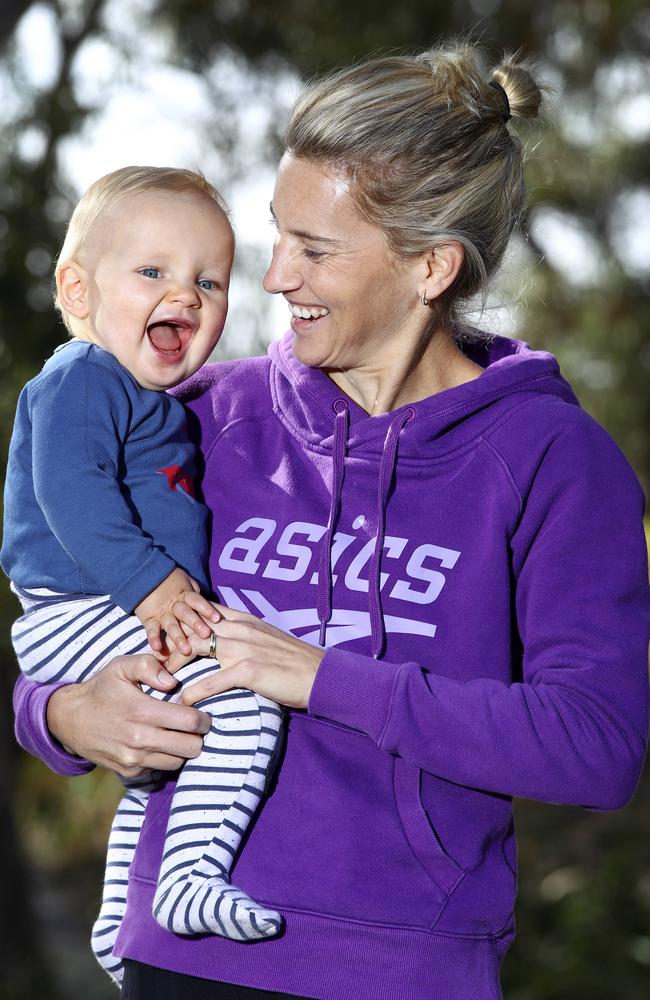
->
<box><xmin>157</xmin><ymin>465</ymin><xmax>195</xmax><ymax>497</ymax></box>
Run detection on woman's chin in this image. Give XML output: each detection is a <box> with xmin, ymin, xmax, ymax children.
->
<box><xmin>291</xmin><ymin>330</ymin><xmax>329</xmax><ymax>369</ymax></box>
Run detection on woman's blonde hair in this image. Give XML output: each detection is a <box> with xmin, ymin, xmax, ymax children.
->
<box><xmin>55</xmin><ymin>165</ymin><xmax>230</xmax><ymax>332</ymax></box>
<box><xmin>285</xmin><ymin>43</ymin><xmax>543</xmax><ymax>328</ymax></box>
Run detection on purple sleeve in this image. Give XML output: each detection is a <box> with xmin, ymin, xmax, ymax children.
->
<box><xmin>13</xmin><ymin>675</ymin><xmax>95</xmax><ymax>776</ymax></box>
<box><xmin>310</xmin><ymin>423</ymin><xmax>650</xmax><ymax>811</ymax></box>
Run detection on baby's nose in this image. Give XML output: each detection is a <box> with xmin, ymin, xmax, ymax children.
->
<box><xmin>168</xmin><ymin>282</ymin><xmax>200</xmax><ymax>306</ymax></box>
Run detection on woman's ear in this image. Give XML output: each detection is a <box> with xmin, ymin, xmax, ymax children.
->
<box><xmin>418</xmin><ymin>242</ymin><xmax>465</xmax><ymax>304</ymax></box>
<box><xmin>56</xmin><ymin>260</ymin><xmax>90</xmax><ymax>319</ymax></box>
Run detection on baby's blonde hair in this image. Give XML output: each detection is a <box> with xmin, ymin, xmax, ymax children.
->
<box><xmin>285</xmin><ymin>43</ymin><xmax>543</xmax><ymax>328</ymax></box>
<box><xmin>55</xmin><ymin>165</ymin><xmax>230</xmax><ymax>333</ymax></box>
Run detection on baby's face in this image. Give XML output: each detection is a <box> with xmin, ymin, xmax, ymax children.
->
<box><xmin>78</xmin><ymin>190</ymin><xmax>234</xmax><ymax>390</ymax></box>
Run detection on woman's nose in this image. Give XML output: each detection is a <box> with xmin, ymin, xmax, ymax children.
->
<box><xmin>263</xmin><ymin>240</ymin><xmax>301</xmax><ymax>294</ymax></box>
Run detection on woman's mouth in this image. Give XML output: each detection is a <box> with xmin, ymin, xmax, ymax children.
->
<box><xmin>288</xmin><ymin>303</ymin><xmax>329</xmax><ymax>331</ymax></box>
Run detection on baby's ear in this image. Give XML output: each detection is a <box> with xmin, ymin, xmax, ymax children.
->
<box><xmin>56</xmin><ymin>259</ymin><xmax>90</xmax><ymax>319</ymax></box>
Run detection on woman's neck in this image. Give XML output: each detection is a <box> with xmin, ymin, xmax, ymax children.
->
<box><xmin>327</xmin><ymin>327</ymin><xmax>483</xmax><ymax>415</ymax></box>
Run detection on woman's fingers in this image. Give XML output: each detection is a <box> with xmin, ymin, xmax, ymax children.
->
<box><xmin>179</xmin><ymin>619</ymin><xmax>325</xmax><ymax>710</ymax></box>
<box><xmin>118</xmin><ymin>653</ymin><xmax>178</xmax><ymax>691</ymax></box>
<box><xmin>181</xmin><ymin>663</ymin><xmax>250</xmax><ymax>705</ymax></box>
<box><xmin>113</xmin><ymin>717</ymin><xmax>209</xmax><ymax>777</ymax></box>
<box><xmin>165</xmin><ymin>633</ymin><xmax>212</xmax><ymax>674</ymax></box>
<box><xmin>211</xmin><ymin>603</ymin><xmax>268</xmax><ymax>626</ymax></box>
<box><xmin>46</xmin><ymin>654</ymin><xmax>212</xmax><ymax>777</ymax></box>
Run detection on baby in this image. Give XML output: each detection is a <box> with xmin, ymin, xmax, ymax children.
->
<box><xmin>1</xmin><ymin>166</ymin><xmax>282</xmax><ymax>986</ymax></box>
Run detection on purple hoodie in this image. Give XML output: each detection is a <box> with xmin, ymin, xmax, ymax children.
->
<box><xmin>14</xmin><ymin>332</ymin><xmax>650</xmax><ymax>999</ymax></box>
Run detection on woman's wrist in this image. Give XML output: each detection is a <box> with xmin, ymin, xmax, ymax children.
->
<box><xmin>13</xmin><ymin>677</ymin><xmax>95</xmax><ymax>776</ymax></box>
<box><xmin>46</xmin><ymin>684</ymin><xmax>83</xmax><ymax>756</ymax></box>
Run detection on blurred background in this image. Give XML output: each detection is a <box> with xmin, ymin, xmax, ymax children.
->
<box><xmin>1</xmin><ymin>1</ymin><xmax>649</xmax><ymax>997</ymax></box>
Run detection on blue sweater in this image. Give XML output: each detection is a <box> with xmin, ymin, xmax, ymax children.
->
<box><xmin>1</xmin><ymin>340</ymin><xmax>209</xmax><ymax>612</ymax></box>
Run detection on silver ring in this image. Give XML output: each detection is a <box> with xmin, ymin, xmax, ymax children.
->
<box><xmin>209</xmin><ymin>632</ymin><xmax>218</xmax><ymax>659</ymax></box>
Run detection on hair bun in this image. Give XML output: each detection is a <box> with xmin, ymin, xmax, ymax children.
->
<box><xmin>490</xmin><ymin>56</ymin><xmax>543</xmax><ymax>121</ymax></box>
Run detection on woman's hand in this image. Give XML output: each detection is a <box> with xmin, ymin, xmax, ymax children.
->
<box><xmin>179</xmin><ymin>604</ymin><xmax>325</xmax><ymax>710</ymax></box>
<box><xmin>46</xmin><ymin>654</ymin><xmax>212</xmax><ymax>778</ymax></box>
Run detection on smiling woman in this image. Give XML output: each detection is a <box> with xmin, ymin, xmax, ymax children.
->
<box><xmin>266</xmin><ymin>154</ymin><xmax>477</xmax><ymax>412</ymax></box>
<box><xmin>11</xmin><ymin>43</ymin><xmax>650</xmax><ymax>1000</ymax></box>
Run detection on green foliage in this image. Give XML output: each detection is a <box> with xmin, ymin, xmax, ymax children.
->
<box><xmin>15</xmin><ymin>759</ymin><xmax>122</xmax><ymax>868</ymax></box>
<box><xmin>505</xmin><ymin>769</ymin><xmax>650</xmax><ymax>999</ymax></box>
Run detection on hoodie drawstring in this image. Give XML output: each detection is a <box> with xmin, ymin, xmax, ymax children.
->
<box><xmin>317</xmin><ymin>399</ymin><xmax>349</xmax><ymax>646</ymax></box>
<box><xmin>317</xmin><ymin>401</ymin><xmax>414</xmax><ymax>659</ymax></box>
<box><xmin>368</xmin><ymin>408</ymin><xmax>414</xmax><ymax>658</ymax></box>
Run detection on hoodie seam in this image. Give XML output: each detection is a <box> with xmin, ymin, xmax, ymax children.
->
<box><xmin>479</xmin><ymin>437</ymin><xmax>523</xmax><ymax>509</ymax></box>
<box><xmin>376</xmin><ymin>662</ymin><xmax>409</xmax><ymax>748</ymax></box>
<box><xmin>201</xmin><ymin>412</ymin><xmax>276</xmax><ymax>465</ymax></box>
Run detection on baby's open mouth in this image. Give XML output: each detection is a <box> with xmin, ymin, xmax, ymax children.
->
<box><xmin>147</xmin><ymin>322</ymin><xmax>188</xmax><ymax>354</ymax></box>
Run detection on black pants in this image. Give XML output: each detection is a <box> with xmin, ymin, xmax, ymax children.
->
<box><xmin>122</xmin><ymin>960</ymin><xmax>309</xmax><ymax>999</ymax></box>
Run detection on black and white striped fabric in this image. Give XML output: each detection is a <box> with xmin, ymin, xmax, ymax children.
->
<box><xmin>11</xmin><ymin>585</ymin><xmax>284</xmax><ymax>986</ymax></box>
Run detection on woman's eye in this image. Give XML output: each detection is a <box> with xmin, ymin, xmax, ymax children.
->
<box><xmin>139</xmin><ymin>267</ymin><xmax>161</xmax><ymax>279</ymax></box>
<box><xmin>302</xmin><ymin>248</ymin><xmax>325</xmax><ymax>261</ymax></box>
<box><xmin>198</xmin><ymin>278</ymin><xmax>217</xmax><ymax>290</ymax></box>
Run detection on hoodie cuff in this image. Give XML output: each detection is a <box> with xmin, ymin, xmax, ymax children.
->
<box><xmin>13</xmin><ymin>676</ymin><xmax>95</xmax><ymax>777</ymax></box>
<box><xmin>111</xmin><ymin>549</ymin><xmax>176</xmax><ymax>613</ymax></box>
<box><xmin>308</xmin><ymin>646</ymin><xmax>403</xmax><ymax>744</ymax></box>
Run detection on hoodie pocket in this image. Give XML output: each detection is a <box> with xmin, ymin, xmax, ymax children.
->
<box><xmin>392</xmin><ymin>756</ymin><xmax>465</xmax><ymax>906</ymax></box>
<box><xmin>228</xmin><ymin>715</ymin><xmax>466</xmax><ymax>930</ymax></box>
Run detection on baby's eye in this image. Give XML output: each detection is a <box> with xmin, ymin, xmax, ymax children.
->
<box><xmin>198</xmin><ymin>278</ymin><xmax>217</xmax><ymax>290</ymax></box>
<box><xmin>139</xmin><ymin>267</ymin><xmax>162</xmax><ymax>279</ymax></box>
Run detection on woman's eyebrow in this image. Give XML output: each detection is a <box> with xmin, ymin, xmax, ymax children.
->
<box><xmin>269</xmin><ymin>202</ymin><xmax>343</xmax><ymax>246</ymax></box>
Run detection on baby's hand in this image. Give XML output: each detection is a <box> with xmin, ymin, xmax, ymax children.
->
<box><xmin>165</xmin><ymin>627</ymin><xmax>214</xmax><ymax>674</ymax></box>
<box><xmin>134</xmin><ymin>568</ymin><xmax>221</xmax><ymax>658</ymax></box>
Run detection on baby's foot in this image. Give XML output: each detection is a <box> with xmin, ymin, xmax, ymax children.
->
<box><xmin>153</xmin><ymin>874</ymin><xmax>283</xmax><ymax>939</ymax></box>
<box><xmin>91</xmin><ymin>915</ymin><xmax>124</xmax><ymax>986</ymax></box>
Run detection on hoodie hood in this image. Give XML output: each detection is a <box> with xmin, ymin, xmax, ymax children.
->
<box><xmin>268</xmin><ymin>329</ymin><xmax>579</xmax><ymax>460</ymax></box>
<box><xmin>268</xmin><ymin>329</ymin><xmax>579</xmax><ymax>658</ymax></box>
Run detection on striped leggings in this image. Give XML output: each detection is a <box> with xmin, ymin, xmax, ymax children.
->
<box><xmin>11</xmin><ymin>585</ymin><xmax>284</xmax><ymax>986</ymax></box>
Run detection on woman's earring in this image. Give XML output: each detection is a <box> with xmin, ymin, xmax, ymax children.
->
<box><xmin>420</xmin><ymin>290</ymin><xmax>429</xmax><ymax>307</ymax></box>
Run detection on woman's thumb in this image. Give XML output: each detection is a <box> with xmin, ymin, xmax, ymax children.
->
<box><xmin>123</xmin><ymin>653</ymin><xmax>176</xmax><ymax>690</ymax></box>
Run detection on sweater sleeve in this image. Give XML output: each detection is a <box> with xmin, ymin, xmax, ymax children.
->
<box><xmin>30</xmin><ymin>361</ymin><xmax>175</xmax><ymax>611</ymax></box>
<box><xmin>309</xmin><ymin>419</ymin><xmax>650</xmax><ymax>810</ymax></box>
<box><xmin>13</xmin><ymin>675</ymin><xmax>95</xmax><ymax>776</ymax></box>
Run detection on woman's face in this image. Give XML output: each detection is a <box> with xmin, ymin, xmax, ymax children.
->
<box><xmin>264</xmin><ymin>153</ymin><xmax>427</xmax><ymax>373</ymax></box>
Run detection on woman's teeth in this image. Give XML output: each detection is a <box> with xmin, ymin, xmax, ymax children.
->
<box><xmin>289</xmin><ymin>304</ymin><xmax>329</xmax><ymax>320</ymax></box>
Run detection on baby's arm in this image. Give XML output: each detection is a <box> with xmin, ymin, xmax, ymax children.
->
<box><xmin>134</xmin><ymin>566</ymin><xmax>219</xmax><ymax>657</ymax></box>
<box><xmin>29</xmin><ymin>360</ymin><xmax>178</xmax><ymax>611</ymax></box>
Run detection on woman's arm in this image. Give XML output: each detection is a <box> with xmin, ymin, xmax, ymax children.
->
<box><xmin>14</xmin><ymin>655</ymin><xmax>212</xmax><ymax>778</ymax></box>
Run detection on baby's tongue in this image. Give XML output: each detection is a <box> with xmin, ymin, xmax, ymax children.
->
<box><xmin>148</xmin><ymin>323</ymin><xmax>182</xmax><ymax>352</ymax></box>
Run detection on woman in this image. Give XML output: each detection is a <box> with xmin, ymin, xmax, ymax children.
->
<box><xmin>13</xmin><ymin>43</ymin><xmax>650</xmax><ymax>1000</ymax></box>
